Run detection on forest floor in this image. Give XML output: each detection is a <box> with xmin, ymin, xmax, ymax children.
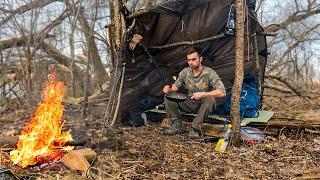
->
<box><xmin>0</xmin><ymin>94</ymin><xmax>320</xmax><ymax>179</ymax></box>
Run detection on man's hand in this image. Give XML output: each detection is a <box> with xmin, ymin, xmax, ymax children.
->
<box><xmin>191</xmin><ymin>92</ymin><xmax>206</xmax><ymax>100</ymax></box>
<box><xmin>163</xmin><ymin>85</ymin><xmax>171</xmax><ymax>94</ymax></box>
<box><xmin>129</xmin><ymin>34</ymin><xmax>143</xmax><ymax>51</ymax></box>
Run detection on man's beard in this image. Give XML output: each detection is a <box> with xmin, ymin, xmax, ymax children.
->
<box><xmin>190</xmin><ymin>64</ymin><xmax>199</xmax><ymax>70</ymax></box>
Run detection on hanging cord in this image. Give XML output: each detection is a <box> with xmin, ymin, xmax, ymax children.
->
<box><xmin>149</xmin><ymin>33</ymin><xmax>225</xmax><ymax>49</ymax></box>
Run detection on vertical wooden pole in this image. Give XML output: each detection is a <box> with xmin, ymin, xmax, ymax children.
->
<box><xmin>113</xmin><ymin>0</ymin><xmax>122</xmax><ymax>49</ymax></box>
<box><xmin>230</xmin><ymin>0</ymin><xmax>245</xmax><ymax>147</ymax></box>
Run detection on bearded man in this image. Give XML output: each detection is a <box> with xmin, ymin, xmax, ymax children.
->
<box><xmin>162</xmin><ymin>47</ymin><xmax>226</xmax><ymax>138</ymax></box>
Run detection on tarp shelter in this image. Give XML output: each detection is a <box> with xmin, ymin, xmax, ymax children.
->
<box><xmin>120</xmin><ymin>0</ymin><xmax>268</xmax><ymax>121</ymax></box>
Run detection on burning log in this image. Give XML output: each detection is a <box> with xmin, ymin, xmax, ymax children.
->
<box><xmin>0</xmin><ymin>135</ymin><xmax>85</xmax><ymax>148</ymax></box>
<box><xmin>62</xmin><ymin>139</ymin><xmax>86</xmax><ymax>146</ymax></box>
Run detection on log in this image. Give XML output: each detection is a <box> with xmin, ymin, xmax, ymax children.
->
<box><xmin>53</xmin><ymin>139</ymin><xmax>86</xmax><ymax>147</ymax></box>
<box><xmin>0</xmin><ymin>135</ymin><xmax>86</xmax><ymax>148</ymax></box>
<box><xmin>263</xmin><ymin>126</ymin><xmax>279</xmax><ymax>136</ymax></box>
<box><xmin>250</xmin><ymin>119</ymin><xmax>320</xmax><ymax>129</ymax></box>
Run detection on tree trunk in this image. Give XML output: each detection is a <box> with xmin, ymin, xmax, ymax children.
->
<box><xmin>82</xmin><ymin>60</ymin><xmax>90</xmax><ymax>117</ymax></box>
<box><xmin>69</xmin><ymin>31</ymin><xmax>76</xmax><ymax>97</ymax></box>
<box><xmin>230</xmin><ymin>0</ymin><xmax>245</xmax><ymax>147</ymax></box>
<box><xmin>69</xmin><ymin>8</ymin><xmax>79</xmax><ymax>97</ymax></box>
<box><xmin>65</xmin><ymin>1</ymin><xmax>109</xmax><ymax>88</ymax></box>
<box><xmin>25</xmin><ymin>53</ymin><xmax>32</xmax><ymax>104</ymax></box>
<box><xmin>113</xmin><ymin>0</ymin><xmax>122</xmax><ymax>49</ymax></box>
<box><xmin>78</xmin><ymin>8</ymin><xmax>108</xmax><ymax>87</ymax></box>
<box><xmin>107</xmin><ymin>0</ymin><xmax>116</xmax><ymax>70</ymax></box>
<box><xmin>1</xmin><ymin>50</ymin><xmax>5</xmax><ymax>97</ymax></box>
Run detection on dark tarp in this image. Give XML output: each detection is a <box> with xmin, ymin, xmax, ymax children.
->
<box><xmin>121</xmin><ymin>0</ymin><xmax>267</xmax><ymax>120</ymax></box>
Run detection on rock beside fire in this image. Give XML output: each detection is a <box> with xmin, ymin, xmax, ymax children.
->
<box><xmin>0</xmin><ymin>135</ymin><xmax>18</xmax><ymax>148</ymax></box>
<box><xmin>61</xmin><ymin>148</ymin><xmax>96</xmax><ymax>172</ymax></box>
<box><xmin>61</xmin><ymin>151</ymin><xmax>89</xmax><ymax>172</ymax></box>
<box><xmin>73</xmin><ymin>148</ymin><xmax>97</xmax><ymax>164</ymax></box>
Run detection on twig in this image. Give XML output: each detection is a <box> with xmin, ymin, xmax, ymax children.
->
<box><xmin>305</xmin><ymin>128</ymin><xmax>320</xmax><ymax>134</ymax></box>
<box><xmin>263</xmin><ymin>84</ymin><xmax>293</xmax><ymax>94</ymax></box>
<box><xmin>127</xmin><ymin>18</ymin><xmax>136</xmax><ymax>33</ymax></box>
<box><xmin>122</xmin><ymin>160</ymin><xmax>144</xmax><ymax>164</ymax></box>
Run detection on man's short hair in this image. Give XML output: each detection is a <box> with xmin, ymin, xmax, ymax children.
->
<box><xmin>187</xmin><ymin>47</ymin><xmax>202</xmax><ymax>57</ymax></box>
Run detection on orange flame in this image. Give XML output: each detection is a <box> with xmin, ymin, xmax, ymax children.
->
<box><xmin>10</xmin><ymin>71</ymin><xmax>73</xmax><ymax>168</ymax></box>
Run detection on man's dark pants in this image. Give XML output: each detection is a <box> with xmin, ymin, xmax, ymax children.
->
<box><xmin>164</xmin><ymin>96</ymin><xmax>216</xmax><ymax>131</ymax></box>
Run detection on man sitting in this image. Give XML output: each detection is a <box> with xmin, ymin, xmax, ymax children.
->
<box><xmin>162</xmin><ymin>47</ymin><xmax>226</xmax><ymax>138</ymax></box>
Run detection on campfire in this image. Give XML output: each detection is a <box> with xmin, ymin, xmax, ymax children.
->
<box><xmin>10</xmin><ymin>71</ymin><xmax>73</xmax><ymax>168</ymax></box>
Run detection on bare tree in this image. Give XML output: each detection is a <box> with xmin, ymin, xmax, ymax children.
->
<box><xmin>0</xmin><ymin>0</ymin><xmax>111</xmax><ymax>107</ymax></box>
<box><xmin>257</xmin><ymin>0</ymin><xmax>320</xmax><ymax>102</ymax></box>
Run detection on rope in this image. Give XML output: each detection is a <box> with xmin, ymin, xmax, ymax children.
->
<box><xmin>151</xmin><ymin>33</ymin><xmax>225</xmax><ymax>49</ymax></box>
<box><xmin>149</xmin><ymin>33</ymin><xmax>226</xmax><ymax>49</ymax></box>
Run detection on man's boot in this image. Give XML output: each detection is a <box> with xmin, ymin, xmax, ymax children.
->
<box><xmin>163</xmin><ymin>118</ymin><xmax>183</xmax><ymax>135</ymax></box>
<box><xmin>189</xmin><ymin>127</ymin><xmax>200</xmax><ymax>139</ymax></box>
